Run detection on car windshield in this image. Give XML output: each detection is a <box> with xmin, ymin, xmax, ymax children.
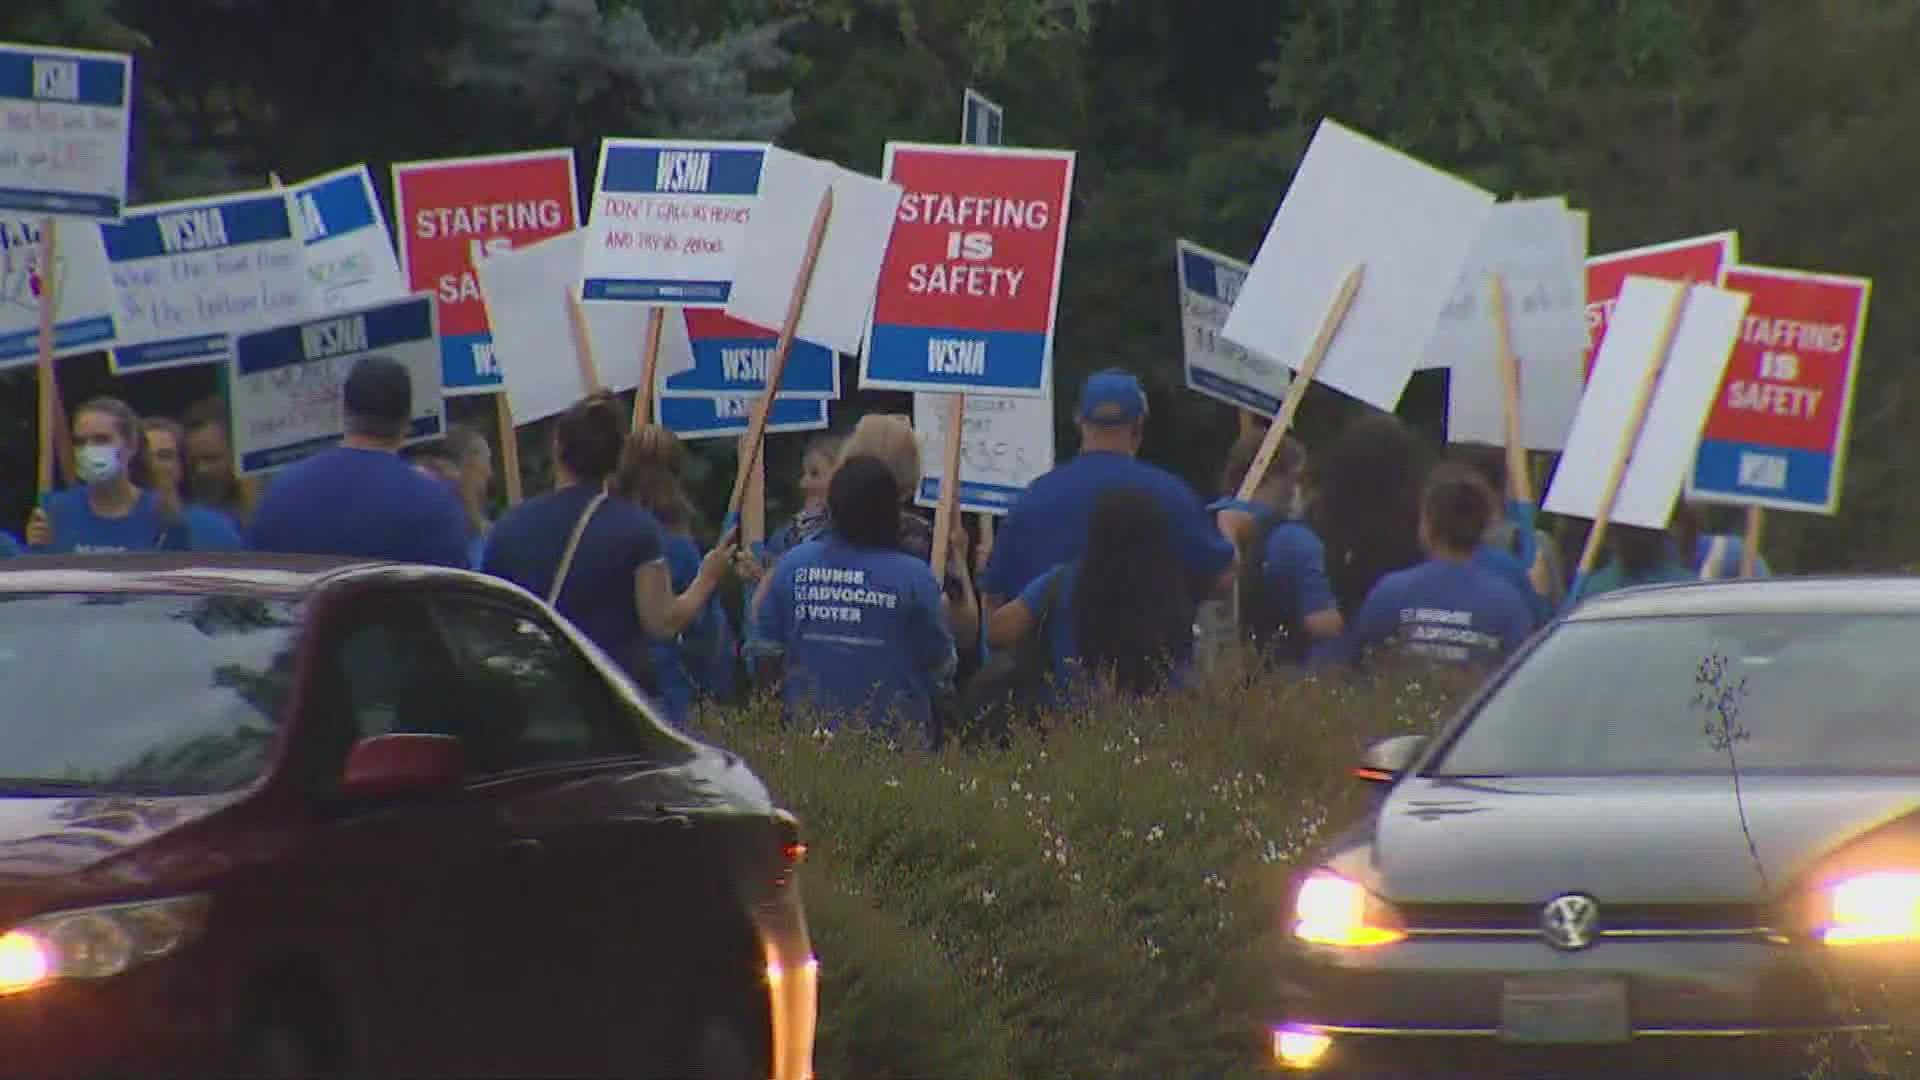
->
<box><xmin>1433</xmin><ymin>612</ymin><xmax>1920</xmax><ymax>777</ymax></box>
<box><xmin>0</xmin><ymin>592</ymin><xmax>301</xmax><ymax>796</ymax></box>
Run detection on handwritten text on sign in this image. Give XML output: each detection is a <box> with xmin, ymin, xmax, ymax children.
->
<box><xmin>1688</xmin><ymin>266</ymin><xmax>1871</xmax><ymax>515</ymax></box>
<box><xmin>0</xmin><ymin>214</ymin><xmax>116</xmax><ymax>366</ymax></box>
<box><xmin>1177</xmin><ymin>239</ymin><xmax>1288</xmax><ymax>416</ymax></box>
<box><xmin>581</xmin><ymin>140</ymin><xmax>765</xmax><ymax>306</ymax></box>
<box><xmin>103</xmin><ymin>192</ymin><xmax>307</xmax><ymax>373</ymax></box>
<box><xmin>0</xmin><ymin>44</ymin><xmax>131</xmax><ymax>219</ymax></box>
<box><xmin>911</xmin><ymin>390</ymin><xmax>1054</xmax><ymax>515</ymax></box>
<box><xmin>289</xmin><ymin>165</ymin><xmax>407</xmax><ymax>313</ymax></box>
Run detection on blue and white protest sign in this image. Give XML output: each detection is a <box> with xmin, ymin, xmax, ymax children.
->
<box><xmin>0</xmin><ymin>215</ymin><xmax>115</xmax><ymax>369</ymax></box>
<box><xmin>289</xmin><ymin>165</ymin><xmax>407</xmax><ymax>313</ymax></box>
<box><xmin>911</xmin><ymin>390</ymin><xmax>1053</xmax><ymax>516</ymax></box>
<box><xmin>656</xmin><ymin>394</ymin><xmax>829</xmax><ymax>441</ymax></box>
<box><xmin>581</xmin><ymin>138</ymin><xmax>767</xmax><ymax>306</ymax></box>
<box><xmin>660</xmin><ymin>308</ymin><xmax>839</xmax><ymax>398</ymax></box>
<box><xmin>0</xmin><ymin>43</ymin><xmax>131</xmax><ymax>220</ymax></box>
<box><xmin>103</xmin><ymin>191</ymin><xmax>308</xmax><ymax>373</ymax></box>
<box><xmin>1177</xmin><ymin>238</ymin><xmax>1290</xmax><ymax>415</ymax></box>
<box><xmin>229</xmin><ymin>294</ymin><xmax>443</xmax><ymax>475</ymax></box>
<box><xmin>962</xmin><ymin>88</ymin><xmax>1003</xmax><ymax>147</ymax></box>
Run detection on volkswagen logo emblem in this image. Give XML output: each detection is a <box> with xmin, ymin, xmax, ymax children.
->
<box><xmin>1540</xmin><ymin>893</ymin><xmax>1600</xmax><ymax>951</ymax></box>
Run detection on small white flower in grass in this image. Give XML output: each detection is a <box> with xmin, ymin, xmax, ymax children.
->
<box><xmin>1146</xmin><ymin>824</ymin><xmax>1166</xmax><ymax>843</ymax></box>
<box><xmin>1011</xmin><ymin>780</ymin><xmax>1022</xmax><ymax>793</ymax></box>
<box><xmin>1142</xmin><ymin>936</ymin><xmax>1163</xmax><ymax>960</ymax></box>
<box><xmin>883</xmin><ymin>777</ymin><xmax>901</xmax><ymax>789</ymax></box>
<box><xmin>981</xmin><ymin>887</ymin><xmax>997</xmax><ymax>905</ymax></box>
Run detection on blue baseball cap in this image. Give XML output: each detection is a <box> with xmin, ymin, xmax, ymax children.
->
<box><xmin>1076</xmin><ymin>369</ymin><xmax>1149</xmax><ymax>426</ymax></box>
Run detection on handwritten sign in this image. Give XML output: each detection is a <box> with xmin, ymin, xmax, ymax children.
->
<box><xmin>0</xmin><ymin>43</ymin><xmax>131</xmax><ymax>219</ymax></box>
<box><xmin>230</xmin><ymin>294</ymin><xmax>443</xmax><ymax>475</ymax></box>
<box><xmin>102</xmin><ymin>191</ymin><xmax>308</xmax><ymax>374</ymax></box>
<box><xmin>288</xmin><ymin>164</ymin><xmax>406</xmax><ymax>313</ymax></box>
<box><xmin>0</xmin><ymin>213</ymin><xmax>115</xmax><ymax>369</ymax></box>
<box><xmin>1177</xmin><ymin>238</ymin><xmax>1289</xmax><ymax>415</ymax></box>
<box><xmin>581</xmin><ymin>138</ymin><xmax>766</xmax><ymax>306</ymax></box>
<box><xmin>393</xmin><ymin>149</ymin><xmax>579</xmax><ymax>394</ymax></box>
<box><xmin>656</xmin><ymin>394</ymin><xmax>829</xmax><ymax>441</ymax></box>
<box><xmin>1687</xmin><ymin>265</ymin><xmax>1871</xmax><ymax>515</ymax></box>
<box><xmin>911</xmin><ymin>390</ymin><xmax>1053</xmax><ymax>516</ymax></box>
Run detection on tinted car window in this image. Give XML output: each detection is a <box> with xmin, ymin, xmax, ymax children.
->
<box><xmin>434</xmin><ymin>597</ymin><xmax>637</xmax><ymax>773</ymax></box>
<box><xmin>1434</xmin><ymin>613</ymin><xmax>1920</xmax><ymax>776</ymax></box>
<box><xmin>0</xmin><ymin>592</ymin><xmax>300</xmax><ymax>794</ymax></box>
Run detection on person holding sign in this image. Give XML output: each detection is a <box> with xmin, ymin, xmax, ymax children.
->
<box><xmin>1320</xmin><ymin>465</ymin><xmax>1534</xmax><ymax>670</ymax></box>
<box><xmin>247</xmin><ymin>357</ymin><xmax>472</xmax><ymax>567</ymax></box>
<box><xmin>26</xmin><ymin>398</ymin><xmax>243</xmax><ymax>555</ymax></box>
<box><xmin>982</xmin><ymin>369</ymin><xmax>1234</xmax><ymax>608</ymax></box>
<box><xmin>1214</xmin><ymin>430</ymin><xmax>1343</xmax><ymax>663</ymax></box>
<box><xmin>750</xmin><ymin>454</ymin><xmax>958</xmax><ymax>748</ymax></box>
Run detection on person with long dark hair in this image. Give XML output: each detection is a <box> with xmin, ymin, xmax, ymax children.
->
<box><xmin>987</xmin><ymin>487</ymin><xmax>1196</xmax><ymax>704</ymax></box>
<box><xmin>1309</xmin><ymin>412</ymin><xmax>1430</xmax><ymax>619</ymax></box>
<box><xmin>483</xmin><ymin>393</ymin><xmax>735</xmax><ymax>699</ymax></box>
<box><xmin>27</xmin><ymin>397</ymin><xmax>241</xmax><ymax>554</ymax></box>
<box><xmin>751</xmin><ymin>454</ymin><xmax>956</xmax><ymax>746</ymax></box>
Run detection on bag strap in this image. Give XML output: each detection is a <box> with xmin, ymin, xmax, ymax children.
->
<box><xmin>1700</xmin><ymin>535</ymin><xmax>1731</xmax><ymax>581</ymax></box>
<box><xmin>547</xmin><ymin>492</ymin><xmax>609</xmax><ymax>606</ymax></box>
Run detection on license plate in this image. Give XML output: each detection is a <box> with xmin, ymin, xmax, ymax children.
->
<box><xmin>1498</xmin><ymin>974</ymin><xmax>1629</xmax><ymax>1044</ymax></box>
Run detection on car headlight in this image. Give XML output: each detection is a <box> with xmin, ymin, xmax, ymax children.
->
<box><xmin>1292</xmin><ymin>871</ymin><xmax>1406</xmax><ymax>948</ymax></box>
<box><xmin>0</xmin><ymin>895</ymin><xmax>211</xmax><ymax>995</ymax></box>
<box><xmin>1818</xmin><ymin>871</ymin><xmax>1920</xmax><ymax>946</ymax></box>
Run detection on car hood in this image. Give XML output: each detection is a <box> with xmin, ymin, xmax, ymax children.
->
<box><xmin>0</xmin><ymin>791</ymin><xmax>247</xmax><ymax>887</ymax></box>
<box><xmin>1359</xmin><ymin>775</ymin><xmax>1920</xmax><ymax>904</ymax></box>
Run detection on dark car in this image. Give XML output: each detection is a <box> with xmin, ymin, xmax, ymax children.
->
<box><xmin>1274</xmin><ymin>578</ymin><xmax>1920</xmax><ymax>1079</ymax></box>
<box><xmin>0</xmin><ymin>554</ymin><xmax>816</xmax><ymax>1080</ymax></box>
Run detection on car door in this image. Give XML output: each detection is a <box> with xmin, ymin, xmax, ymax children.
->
<box><xmin>430</xmin><ymin>588</ymin><xmax>701</xmax><ymax>1077</ymax></box>
<box><xmin>285</xmin><ymin>588</ymin><xmax>550</xmax><ymax>1077</ymax></box>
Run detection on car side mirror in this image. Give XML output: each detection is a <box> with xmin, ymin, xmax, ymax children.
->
<box><xmin>1353</xmin><ymin>735</ymin><xmax>1428</xmax><ymax>785</ymax></box>
<box><xmin>340</xmin><ymin>734</ymin><xmax>464</xmax><ymax>799</ymax></box>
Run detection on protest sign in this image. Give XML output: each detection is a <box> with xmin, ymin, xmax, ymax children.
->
<box><xmin>1586</xmin><ymin>231</ymin><xmax>1735</xmax><ymax>376</ymax></box>
<box><xmin>656</xmin><ymin>394</ymin><xmax>830</xmax><ymax>441</ymax></box>
<box><xmin>860</xmin><ymin>143</ymin><xmax>1071</xmax><ymax>397</ymax></box>
<box><xmin>580</xmin><ymin>138</ymin><xmax>769</xmax><ymax>307</ymax></box>
<box><xmin>910</xmin><ymin>390</ymin><xmax>1053</xmax><ymax>515</ymax></box>
<box><xmin>392</xmin><ymin>148</ymin><xmax>579</xmax><ymax>394</ymax></box>
<box><xmin>1544</xmin><ymin>277</ymin><xmax>1749</xmax><ymax>530</ymax></box>
<box><xmin>474</xmin><ymin>230</ymin><xmax>656</xmax><ymax>424</ymax></box>
<box><xmin>1222</xmin><ymin>119</ymin><xmax>1494</xmax><ymax>414</ymax></box>
<box><xmin>660</xmin><ymin>308</ymin><xmax>838</xmax><ymax>398</ymax></box>
<box><xmin>1177</xmin><ymin>238</ymin><xmax>1290</xmax><ymax>415</ymax></box>
<box><xmin>289</xmin><ymin>164</ymin><xmax>407</xmax><ymax>313</ymax></box>
<box><xmin>1431</xmin><ymin>198</ymin><xmax>1588</xmax><ymax>450</ymax></box>
<box><xmin>0</xmin><ymin>214</ymin><xmax>114</xmax><ymax>368</ymax></box>
<box><xmin>102</xmin><ymin>191</ymin><xmax>308</xmax><ymax>373</ymax></box>
<box><xmin>1687</xmin><ymin>265</ymin><xmax>1871</xmax><ymax>515</ymax></box>
<box><xmin>0</xmin><ymin>43</ymin><xmax>131</xmax><ymax>219</ymax></box>
<box><xmin>229</xmin><ymin>293</ymin><xmax>443</xmax><ymax>475</ymax></box>
<box><xmin>728</xmin><ymin>147</ymin><xmax>903</xmax><ymax>358</ymax></box>
<box><xmin>963</xmin><ymin>88</ymin><xmax>1003</xmax><ymax>147</ymax></box>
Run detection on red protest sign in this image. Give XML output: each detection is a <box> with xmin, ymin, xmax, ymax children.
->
<box><xmin>1584</xmin><ymin>231</ymin><xmax>1736</xmax><ymax>379</ymax></box>
<box><xmin>1687</xmin><ymin>265</ymin><xmax>1872</xmax><ymax>514</ymax></box>
<box><xmin>859</xmin><ymin>143</ymin><xmax>1075</xmax><ymax>396</ymax></box>
<box><xmin>391</xmin><ymin>149</ymin><xmax>579</xmax><ymax>392</ymax></box>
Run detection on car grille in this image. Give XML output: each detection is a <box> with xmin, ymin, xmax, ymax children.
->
<box><xmin>1398</xmin><ymin>902</ymin><xmax>1778</xmax><ymax>940</ymax></box>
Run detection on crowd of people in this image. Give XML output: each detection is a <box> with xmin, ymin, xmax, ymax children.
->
<box><xmin>0</xmin><ymin>354</ymin><xmax>1769</xmax><ymax>746</ymax></box>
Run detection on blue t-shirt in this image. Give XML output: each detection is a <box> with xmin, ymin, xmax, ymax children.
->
<box><xmin>1325</xmin><ymin>558</ymin><xmax>1535</xmax><ymax>669</ymax></box>
<box><xmin>1692</xmin><ymin>533</ymin><xmax>1770</xmax><ymax>578</ymax></box>
<box><xmin>482</xmin><ymin>485</ymin><xmax>665</xmax><ymax>672</ymax></box>
<box><xmin>1474</xmin><ymin>544</ymin><xmax>1549</xmax><ymax>628</ymax></box>
<box><xmin>0</xmin><ymin>531</ymin><xmax>20</xmax><ymax>558</ymax></box>
<box><xmin>982</xmin><ymin>452</ymin><xmax>1233</xmax><ymax>600</ymax></box>
<box><xmin>247</xmin><ymin>448</ymin><xmax>470</xmax><ymax>567</ymax></box>
<box><xmin>1263</xmin><ymin>519</ymin><xmax>1338</xmax><ymax>616</ymax></box>
<box><xmin>1018</xmin><ymin>563</ymin><xmax>1194</xmax><ymax>708</ymax></box>
<box><xmin>751</xmin><ymin>536</ymin><xmax>956</xmax><ymax>744</ymax></box>
<box><xmin>647</xmin><ymin>533</ymin><xmax>703</xmax><ymax>728</ymax></box>
<box><xmin>1564</xmin><ymin>559</ymin><xmax>1696</xmax><ymax>606</ymax></box>
<box><xmin>33</xmin><ymin>489</ymin><xmax>243</xmax><ymax>554</ymax></box>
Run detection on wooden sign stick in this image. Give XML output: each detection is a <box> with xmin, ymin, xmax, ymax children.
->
<box><xmin>33</xmin><ymin>217</ymin><xmax>62</xmax><ymax>496</ymax></box>
<box><xmin>1489</xmin><ymin>272</ymin><xmax>1533</xmax><ymax>501</ymax></box>
<box><xmin>930</xmin><ymin>393</ymin><xmax>967</xmax><ymax>580</ymax></box>
<box><xmin>1233</xmin><ymin>265</ymin><xmax>1365</xmax><ymax>502</ymax></box>
<box><xmin>1740</xmin><ymin>506</ymin><xmax>1765</xmax><ymax>576</ymax></box>
<box><xmin>564</xmin><ymin>287</ymin><xmax>602</xmax><ymax>392</ymax></box>
<box><xmin>1576</xmin><ymin>278</ymin><xmax>1693</xmax><ymax>575</ymax></box>
<box><xmin>742</xmin><ymin>434</ymin><xmax>767</xmax><ymax>545</ymax></box>
<box><xmin>726</xmin><ymin>188</ymin><xmax>835</xmax><ymax>523</ymax></box>
<box><xmin>633</xmin><ymin>307</ymin><xmax>664</xmax><ymax>429</ymax></box>
<box><xmin>495</xmin><ymin>396</ymin><xmax>523</xmax><ymax>504</ymax></box>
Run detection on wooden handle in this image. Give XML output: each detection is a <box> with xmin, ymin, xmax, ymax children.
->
<box><xmin>566</xmin><ymin>287</ymin><xmax>601</xmax><ymax>392</ymax></box>
<box><xmin>727</xmin><ymin>187</ymin><xmax>835</xmax><ymax>519</ymax></box>
<box><xmin>1234</xmin><ymin>265</ymin><xmax>1364</xmax><ymax>502</ymax></box>
<box><xmin>495</xmin><ymin>393</ymin><xmax>523</xmax><ymax>505</ymax></box>
<box><xmin>34</xmin><ymin>217</ymin><xmax>60</xmax><ymax>496</ymax></box>
<box><xmin>930</xmin><ymin>393</ymin><xmax>967</xmax><ymax>580</ymax></box>
<box><xmin>1490</xmin><ymin>272</ymin><xmax>1532</xmax><ymax>501</ymax></box>
<box><xmin>1740</xmin><ymin>506</ymin><xmax>1764</xmax><ymax>577</ymax></box>
<box><xmin>634</xmin><ymin>307</ymin><xmax>664</xmax><ymax>429</ymax></box>
<box><xmin>1577</xmin><ymin>278</ymin><xmax>1693</xmax><ymax>574</ymax></box>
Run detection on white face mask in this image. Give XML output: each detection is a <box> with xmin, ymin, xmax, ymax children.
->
<box><xmin>76</xmin><ymin>444</ymin><xmax>124</xmax><ymax>486</ymax></box>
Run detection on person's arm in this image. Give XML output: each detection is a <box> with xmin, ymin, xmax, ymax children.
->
<box><xmin>744</xmin><ymin>559</ymin><xmax>791</xmax><ymax>687</ymax></box>
<box><xmin>942</xmin><ymin>519</ymin><xmax>981</xmax><ymax>648</ymax></box>
<box><xmin>912</xmin><ymin>572</ymin><xmax>960</xmax><ymax>687</ymax></box>
<box><xmin>1177</xmin><ymin>488</ymin><xmax>1237</xmax><ymax>601</ymax></box>
<box><xmin>987</xmin><ymin>596</ymin><xmax>1035</xmax><ymax>650</ymax></box>
<box><xmin>24</xmin><ymin>507</ymin><xmax>53</xmax><ymax>553</ymax></box>
<box><xmin>635</xmin><ymin>530</ymin><xmax>737</xmax><ymax>639</ymax></box>
<box><xmin>1285</xmin><ymin>529</ymin><xmax>1345</xmax><ymax>640</ymax></box>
